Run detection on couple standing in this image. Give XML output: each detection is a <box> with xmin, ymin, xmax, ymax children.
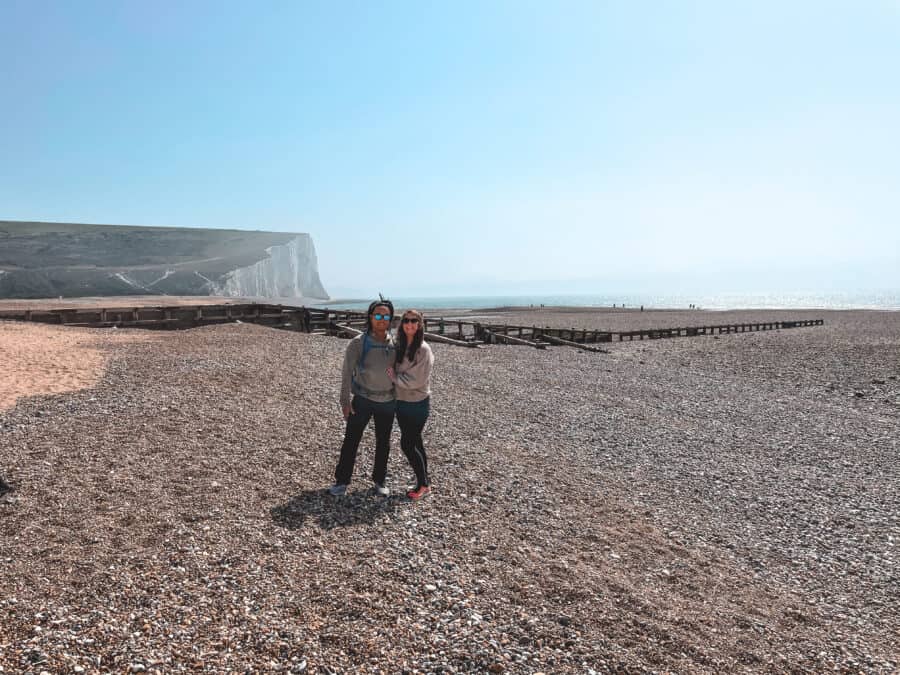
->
<box><xmin>329</xmin><ymin>299</ymin><xmax>433</xmax><ymax>500</ymax></box>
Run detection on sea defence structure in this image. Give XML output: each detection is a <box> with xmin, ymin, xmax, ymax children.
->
<box><xmin>0</xmin><ymin>220</ymin><xmax>328</xmax><ymax>300</ymax></box>
<box><xmin>0</xmin><ymin>303</ymin><xmax>824</xmax><ymax>353</ymax></box>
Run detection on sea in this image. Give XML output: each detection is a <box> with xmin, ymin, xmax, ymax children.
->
<box><xmin>315</xmin><ymin>291</ymin><xmax>900</xmax><ymax>312</ymax></box>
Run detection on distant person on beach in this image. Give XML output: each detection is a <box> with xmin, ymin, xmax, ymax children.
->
<box><xmin>387</xmin><ymin>309</ymin><xmax>434</xmax><ymax>501</ymax></box>
<box><xmin>329</xmin><ymin>300</ymin><xmax>396</xmax><ymax>497</ymax></box>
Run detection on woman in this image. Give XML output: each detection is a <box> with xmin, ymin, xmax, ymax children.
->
<box><xmin>330</xmin><ymin>299</ymin><xmax>396</xmax><ymax>497</ymax></box>
<box><xmin>387</xmin><ymin>309</ymin><xmax>434</xmax><ymax>500</ymax></box>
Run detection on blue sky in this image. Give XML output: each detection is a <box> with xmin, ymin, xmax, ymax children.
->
<box><xmin>2</xmin><ymin>1</ymin><xmax>898</xmax><ymax>297</ymax></box>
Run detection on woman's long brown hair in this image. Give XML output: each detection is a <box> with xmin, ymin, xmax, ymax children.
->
<box><xmin>395</xmin><ymin>309</ymin><xmax>424</xmax><ymax>365</ymax></box>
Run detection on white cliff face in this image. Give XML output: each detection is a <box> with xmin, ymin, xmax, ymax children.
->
<box><xmin>219</xmin><ymin>234</ymin><xmax>328</xmax><ymax>299</ymax></box>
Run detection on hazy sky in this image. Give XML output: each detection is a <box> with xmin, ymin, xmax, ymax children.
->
<box><xmin>2</xmin><ymin>1</ymin><xmax>898</xmax><ymax>297</ymax></box>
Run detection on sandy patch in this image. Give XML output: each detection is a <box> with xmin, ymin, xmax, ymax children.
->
<box><xmin>0</xmin><ymin>321</ymin><xmax>153</xmax><ymax>410</ymax></box>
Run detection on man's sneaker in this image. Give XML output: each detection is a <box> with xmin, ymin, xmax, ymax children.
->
<box><xmin>328</xmin><ymin>483</ymin><xmax>347</xmax><ymax>496</ymax></box>
<box><xmin>406</xmin><ymin>485</ymin><xmax>431</xmax><ymax>501</ymax></box>
<box><xmin>373</xmin><ymin>482</ymin><xmax>390</xmax><ymax>497</ymax></box>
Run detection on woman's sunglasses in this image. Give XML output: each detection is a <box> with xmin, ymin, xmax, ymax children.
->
<box><xmin>401</xmin><ymin>317</ymin><xmax>420</xmax><ymax>324</ymax></box>
<box><xmin>372</xmin><ymin>313</ymin><xmax>391</xmax><ymax>321</ymax></box>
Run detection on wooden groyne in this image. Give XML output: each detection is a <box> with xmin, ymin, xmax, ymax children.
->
<box><xmin>0</xmin><ymin>304</ymin><xmax>342</xmax><ymax>332</ymax></box>
<box><xmin>0</xmin><ymin>302</ymin><xmax>824</xmax><ymax>352</ymax></box>
<box><xmin>380</xmin><ymin>315</ymin><xmax>824</xmax><ymax>346</ymax></box>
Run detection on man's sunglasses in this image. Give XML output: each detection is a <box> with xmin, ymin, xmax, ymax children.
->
<box><xmin>401</xmin><ymin>317</ymin><xmax>420</xmax><ymax>324</ymax></box>
<box><xmin>372</xmin><ymin>313</ymin><xmax>391</xmax><ymax>321</ymax></box>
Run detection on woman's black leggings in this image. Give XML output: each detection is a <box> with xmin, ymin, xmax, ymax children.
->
<box><xmin>395</xmin><ymin>397</ymin><xmax>430</xmax><ymax>488</ymax></box>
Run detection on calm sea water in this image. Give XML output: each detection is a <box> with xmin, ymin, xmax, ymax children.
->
<box><xmin>317</xmin><ymin>291</ymin><xmax>900</xmax><ymax>312</ymax></box>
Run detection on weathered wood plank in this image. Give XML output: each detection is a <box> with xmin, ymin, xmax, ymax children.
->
<box><xmin>539</xmin><ymin>333</ymin><xmax>609</xmax><ymax>353</ymax></box>
<box><xmin>424</xmin><ymin>332</ymin><xmax>482</xmax><ymax>348</ymax></box>
<box><xmin>482</xmin><ymin>329</ymin><xmax>546</xmax><ymax>349</ymax></box>
<box><xmin>333</xmin><ymin>323</ymin><xmax>363</xmax><ymax>337</ymax></box>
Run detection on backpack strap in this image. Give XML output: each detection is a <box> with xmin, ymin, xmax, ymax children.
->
<box><xmin>358</xmin><ymin>333</ymin><xmax>372</xmax><ymax>375</ymax></box>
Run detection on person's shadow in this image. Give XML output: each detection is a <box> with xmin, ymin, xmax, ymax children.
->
<box><xmin>271</xmin><ymin>488</ymin><xmax>407</xmax><ymax>531</ymax></box>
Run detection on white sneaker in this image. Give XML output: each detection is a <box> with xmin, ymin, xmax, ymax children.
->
<box><xmin>328</xmin><ymin>483</ymin><xmax>347</xmax><ymax>496</ymax></box>
<box><xmin>373</xmin><ymin>482</ymin><xmax>389</xmax><ymax>497</ymax></box>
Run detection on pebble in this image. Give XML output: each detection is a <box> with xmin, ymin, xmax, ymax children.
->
<box><xmin>0</xmin><ymin>310</ymin><xmax>897</xmax><ymax>672</ymax></box>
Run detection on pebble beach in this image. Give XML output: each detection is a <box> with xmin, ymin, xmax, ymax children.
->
<box><xmin>1</xmin><ymin>307</ymin><xmax>898</xmax><ymax>673</ymax></box>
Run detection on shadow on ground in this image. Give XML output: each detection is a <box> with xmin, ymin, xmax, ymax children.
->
<box><xmin>271</xmin><ymin>488</ymin><xmax>408</xmax><ymax>531</ymax></box>
<box><xmin>0</xmin><ymin>477</ymin><xmax>10</xmax><ymax>497</ymax></box>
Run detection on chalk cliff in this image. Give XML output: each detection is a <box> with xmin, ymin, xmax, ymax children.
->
<box><xmin>219</xmin><ymin>235</ymin><xmax>327</xmax><ymax>298</ymax></box>
<box><xmin>0</xmin><ymin>221</ymin><xmax>329</xmax><ymax>300</ymax></box>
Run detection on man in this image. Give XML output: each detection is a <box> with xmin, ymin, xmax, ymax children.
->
<box><xmin>329</xmin><ymin>299</ymin><xmax>396</xmax><ymax>496</ymax></box>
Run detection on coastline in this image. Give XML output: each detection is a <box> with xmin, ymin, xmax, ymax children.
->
<box><xmin>2</xmin><ymin>292</ymin><xmax>897</xmax><ymax>316</ymax></box>
<box><xmin>318</xmin><ymin>289</ymin><xmax>900</xmax><ymax>312</ymax></box>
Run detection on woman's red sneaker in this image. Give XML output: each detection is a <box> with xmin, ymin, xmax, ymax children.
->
<box><xmin>406</xmin><ymin>485</ymin><xmax>431</xmax><ymax>500</ymax></box>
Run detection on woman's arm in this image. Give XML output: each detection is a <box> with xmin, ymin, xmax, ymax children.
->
<box><xmin>395</xmin><ymin>344</ymin><xmax>433</xmax><ymax>389</ymax></box>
